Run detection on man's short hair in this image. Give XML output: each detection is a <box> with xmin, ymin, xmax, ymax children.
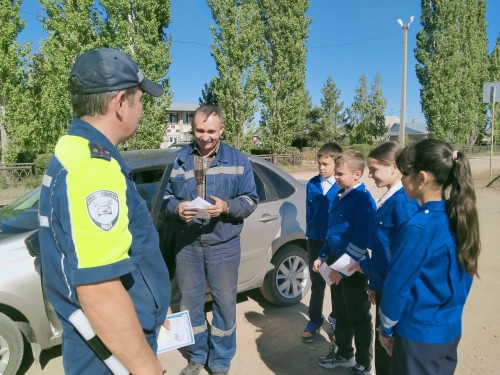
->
<box><xmin>70</xmin><ymin>87</ymin><xmax>138</xmax><ymax>118</ymax></box>
<box><xmin>335</xmin><ymin>149</ymin><xmax>365</xmax><ymax>173</ymax></box>
<box><xmin>192</xmin><ymin>104</ymin><xmax>224</xmax><ymax>126</ymax></box>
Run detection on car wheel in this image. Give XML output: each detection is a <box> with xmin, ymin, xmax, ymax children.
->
<box><xmin>260</xmin><ymin>244</ymin><xmax>310</xmax><ymax>307</ymax></box>
<box><xmin>0</xmin><ymin>313</ymin><xmax>24</xmax><ymax>375</ymax></box>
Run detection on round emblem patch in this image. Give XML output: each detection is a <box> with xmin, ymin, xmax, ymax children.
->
<box><xmin>86</xmin><ymin>190</ymin><xmax>119</xmax><ymax>231</ymax></box>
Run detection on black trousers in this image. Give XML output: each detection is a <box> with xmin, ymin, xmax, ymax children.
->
<box><xmin>331</xmin><ymin>271</ymin><xmax>373</xmax><ymax>369</ymax></box>
<box><xmin>391</xmin><ymin>335</ymin><xmax>460</xmax><ymax>375</ymax></box>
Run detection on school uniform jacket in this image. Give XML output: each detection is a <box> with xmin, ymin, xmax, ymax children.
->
<box><xmin>306</xmin><ymin>175</ymin><xmax>340</xmax><ymax>241</ymax></box>
<box><xmin>318</xmin><ymin>183</ymin><xmax>377</xmax><ymax>263</ymax></box>
<box><xmin>359</xmin><ymin>188</ymin><xmax>418</xmax><ymax>292</ymax></box>
<box><xmin>379</xmin><ymin>200</ymin><xmax>474</xmax><ymax>344</ymax></box>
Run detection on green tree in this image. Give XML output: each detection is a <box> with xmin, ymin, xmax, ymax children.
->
<box><xmin>208</xmin><ymin>0</ymin><xmax>262</xmax><ymax>149</ymax></box>
<box><xmin>101</xmin><ymin>0</ymin><xmax>172</xmax><ymax>150</ymax></box>
<box><xmin>319</xmin><ymin>75</ymin><xmax>344</xmax><ymax>141</ymax></box>
<box><xmin>258</xmin><ymin>0</ymin><xmax>310</xmax><ymax>153</ymax></box>
<box><xmin>0</xmin><ymin>0</ymin><xmax>30</xmax><ymax>162</ymax></box>
<box><xmin>489</xmin><ymin>36</ymin><xmax>500</xmax><ymax>143</ymax></box>
<box><xmin>199</xmin><ymin>79</ymin><xmax>218</xmax><ymax>106</ymax></box>
<box><xmin>22</xmin><ymin>0</ymin><xmax>171</xmax><ymax>156</ymax></box>
<box><xmin>345</xmin><ymin>74</ymin><xmax>387</xmax><ymax>145</ymax></box>
<box><xmin>416</xmin><ymin>0</ymin><xmax>489</xmax><ymax>145</ymax></box>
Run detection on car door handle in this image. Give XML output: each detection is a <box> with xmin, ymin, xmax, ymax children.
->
<box><xmin>259</xmin><ymin>214</ymin><xmax>280</xmax><ymax>222</ymax></box>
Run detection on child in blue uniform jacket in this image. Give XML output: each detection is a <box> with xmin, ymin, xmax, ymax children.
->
<box><xmin>349</xmin><ymin>142</ymin><xmax>418</xmax><ymax>375</ymax></box>
<box><xmin>313</xmin><ymin>150</ymin><xmax>376</xmax><ymax>375</ymax></box>
<box><xmin>379</xmin><ymin>139</ymin><xmax>481</xmax><ymax>375</ymax></box>
<box><xmin>302</xmin><ymin>142</ymin><xmax>343</xmax><ymax>342</ymax></box>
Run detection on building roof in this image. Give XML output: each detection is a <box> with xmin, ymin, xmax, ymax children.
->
<box><xmin>167</xmin><ymin>103</ymin><xmax>199</xmax><ymax>112</ymax></box>
<box><xmin>389</xmin><ymin>123</ymin><xmax>426</xmax><ymax>136</ymax></box>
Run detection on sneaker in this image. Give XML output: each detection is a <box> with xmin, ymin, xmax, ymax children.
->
<box><xmin>179</xmin><ymin>361</ymin><xmax>204</xmax><ymax>375</ymax></box>
<box><xmin>212</xmin><ymin>372</ymin><xmax>229</xmax><ymax>375</ymax></box>
<box><xmin>301</xmin><ymin>321</ymin><xmax>321</xmax><ymax>343</ymax></box>
<box><xmin>327</xmin><ymin>314</ymin><xmax>337</xmax><ymax>332</ymax></box>
<box><xmin>318</xmin><ymin>343</ymin><xmax>338</xmax><ymax>361</ymax></box>
<box><xmin>318</xmin><ymin>350</ymin><xmax>355</xmax><ymax>369</ymax></box>
<box><xmin>349</xmin><ymin>363</ymin><xmax>373</xmax><ymax>375</ymax></box>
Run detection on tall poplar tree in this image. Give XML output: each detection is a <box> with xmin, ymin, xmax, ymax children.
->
<box><xmin>416</xmin><ymin>0</ymin><xmax>489</xmax><ymax>145</ymax></box>
<box><xmin>0</xmin><ymin>0</ymin><xmax>30</xmax><ymax>161</ymax></box>
<box><xmin>102</xmin><ymin>0</ymin><xmax>172</xmax><ymax>150</ymax></box>
<box><xmin>490</xmin><ymin>37</ymin><xmax>500</xmax><ymax>143</ymax></box>
<box><xmin>208</xmin><ymin>0</ymin><xmax>262</xmax><ymax>149</ymax></box>
<box><xmin>258</xmin><ymin>0</ymin><xmax>310</xmax><ymax>153</ymax></box>
<box><xmin>25</xmin><ymin>0</ymin><xmax>171</xmax><ymax>155</ymax></box>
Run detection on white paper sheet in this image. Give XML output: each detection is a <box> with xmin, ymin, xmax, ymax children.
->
<box><xmin>330</xmin><ymin>253</ymin><xmax>357</xmax><ymax>276</ymax></box>
<box><xmin>184</xmin><ymin>197</ymin><xmax>212</xmax><ymax>209</ymax></box>
<box><xmin>157</xmin><ymin>310</ymin><xmax>195</xmax><ymax>353</ymax></box>
<box><xmin>319</xmin><ymin>262</ymin><xmax>334</xmax><ymax>286</ymax></box>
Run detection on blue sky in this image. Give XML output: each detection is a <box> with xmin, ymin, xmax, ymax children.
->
<box><xmin>18</xmin><ymin>0</ymin><xmax>500</xmax><ymax>125</ymax></box>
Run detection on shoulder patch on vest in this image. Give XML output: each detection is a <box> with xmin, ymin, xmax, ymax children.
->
<box><xmin>89</xmin><ymin>143</ymin><xmax>111</xmax><ymax>161</ymax></box>
<box><xmin>86</xmin><ymin>190</ymin><xmax>119</xmax><ymax>231</ymax></box>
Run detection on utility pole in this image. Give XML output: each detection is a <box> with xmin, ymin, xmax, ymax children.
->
<box><xmin>397</xmin><ymin>16</ymin><xmax>414</xmax><ymax>147</ymax></box>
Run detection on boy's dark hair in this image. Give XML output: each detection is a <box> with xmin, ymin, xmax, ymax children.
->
<box><xmin>396</xmin><ymin>138</ymin><xmax>480</xmax><ymax>276</ymax></box>
<box><xmin>368</xmin><ymin>142</ymin><xmax>400</xmax><ymax>165</ymax></box>
<box><xmin>317</xmin><ymin>142</ymin><xmax>343</xmax><ymax>160</ymax></box>
<box><xmin>335</xmin><ymin>149</ymin><xmax>365</xmax><ymax>173</ymax></box>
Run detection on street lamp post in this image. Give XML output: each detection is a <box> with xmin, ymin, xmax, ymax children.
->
<box><xmin>397</xmin><ymin>16</ymin><xmax>414</xmax><ymax>147</ymax></box>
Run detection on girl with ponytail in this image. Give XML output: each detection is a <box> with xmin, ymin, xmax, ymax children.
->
<box><xmin>378</xmin><ymin>139</ymin><xmax>480</xmax><ymax>375</ymax></box>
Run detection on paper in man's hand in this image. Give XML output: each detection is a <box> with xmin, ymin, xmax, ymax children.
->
<box><xmin>184</xmin><ymin>197</ymin><xmax>211</xmax><ymax>210</ymax></box>
<box><xmin>319</xmin><ymin>262</ymin><xmax>334</xmax><ymax>286</ymax></box>
<box><xmin>330</xmin><ymin>253</ymin><xmax>357</xmax><ymax>276</ymax></box>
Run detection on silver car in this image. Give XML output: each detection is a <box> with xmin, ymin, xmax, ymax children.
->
<box><xmin>0</xmin><ymin>149</ymin><xmax>309</xmax><ymax>375</ymax></box>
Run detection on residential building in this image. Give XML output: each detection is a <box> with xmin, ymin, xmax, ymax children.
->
<box><xmin>162</xmin><ymin>103</ymin><xmax>198</xmax><ymax>148</ymax></box>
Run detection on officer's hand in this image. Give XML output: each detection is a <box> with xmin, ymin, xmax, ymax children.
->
<box><xmin>163</xmin><ymin>306</ymin><xmax>173</xmax><ymax>330</ymax></box>
<box><xmin>348</xmin><ymin>262</ymin><xmax>362</xmax><ymax>274</ymax></box>
<box><xmin>177</xmin><ymin>201</ymin><xmax>197</xmax><ymax>222</ymax></box>
<box><xmin>206</xmin><ymin>195</ymin><xmax>228</xmax><ymax>218</ymax></box>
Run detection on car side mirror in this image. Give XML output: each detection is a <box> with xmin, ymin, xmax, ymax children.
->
<box><xmin>25</xmin><ymin>231</ymin><xmax>41</xmax><ymax>257</ymax></box>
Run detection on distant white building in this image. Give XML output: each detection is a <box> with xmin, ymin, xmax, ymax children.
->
<box><xmin>162</xmin><ymin>103</ymin><xmax>198</xmax><ymax>148</ymax></box>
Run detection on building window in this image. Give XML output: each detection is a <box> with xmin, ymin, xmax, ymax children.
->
<box><xmin>169</xmin><ymin>113</ymin><xmax>179</xmax><ymax>123</ymax></box>
<box><xmin>183</xmin><ymin>113</ymin><xmax>193</xmax><ymax>124</ymax></box>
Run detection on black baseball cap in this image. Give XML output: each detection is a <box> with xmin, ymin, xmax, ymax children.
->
<box><xmin>68</xmin><ymin>48</ymin><xmax>163</xmax><ymax>97</ymax></box>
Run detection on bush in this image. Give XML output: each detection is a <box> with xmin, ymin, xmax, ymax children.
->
<box><xmin>347</xmin><ymin>144</ymin><xmax>373</xmax><ymax>157</ymax></box>
<box><xmin>34</xmin><ymin>153</ymin><xmax>53</xmax><ymax>176</ymax></box>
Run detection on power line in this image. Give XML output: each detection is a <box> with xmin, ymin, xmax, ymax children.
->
<box><xmin>309</xmin><ymin>30</ymin><xmax>399</xmax><ymax>49</ymax></box>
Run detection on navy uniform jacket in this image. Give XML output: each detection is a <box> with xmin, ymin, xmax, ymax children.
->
<box><xmin>359</xmin><ymin>188</ymin><xmax>418</xmax><ymax>292</ymax></box>
<box><xmin>39</xmin><ymin>119</ymin><xmax>171</xmax><ymax>335</ymax></box>
<box><xmin>305</xmin><ymin>175</ymin><xmax>340</xmax><ymax>242</ymax></box>
<box><xmin>379</xmin><ymin>200</ymin><xmax>473</xmax><ymax>344</ymax></box>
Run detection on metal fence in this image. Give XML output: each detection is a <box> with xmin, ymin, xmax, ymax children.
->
<box><xmin>0</xmin><ymin>163</ymin><xmax>38</xmax><ymax>182</ymax></box>
<box><xmin>256</xmin><ymin>154</ymin><xmax>302</xmax><ymax>166</ymax></box>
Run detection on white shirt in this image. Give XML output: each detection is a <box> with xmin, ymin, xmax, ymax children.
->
<box><xmin>321</xmin><ymin>176</ymin><xmax>336</xmax><ymax>195</ymax></box>
<box><xmin>376</xmin><ymin>181</ymin><xmax>403</xmax><ymax>208</ymax></box>
<box><xmin>338</xmin><ymin>182</ymin><xmax>362</xmax><ymax>201</ymax></box>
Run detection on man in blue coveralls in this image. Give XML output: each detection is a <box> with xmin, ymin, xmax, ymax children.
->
<box><xmin>38</xmin><ymin>48</ymin><xmax>171</xmax><ymax>375</ymax></box>
<box><xmin>164</xmin><ymin>105</ymin><xmax>258</xmax><ymax>375</ymax></box>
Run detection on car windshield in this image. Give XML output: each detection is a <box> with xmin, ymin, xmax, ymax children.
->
<box><xmin>0</xmin><ymin>187</ymin><xmax>40</xmax><ymax>240</ymax></box>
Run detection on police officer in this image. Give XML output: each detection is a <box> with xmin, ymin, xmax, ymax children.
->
<box><xmin>38</xmin><ymin>48</ymin><xmax>171</xmax><ymax>375</ymax></box>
